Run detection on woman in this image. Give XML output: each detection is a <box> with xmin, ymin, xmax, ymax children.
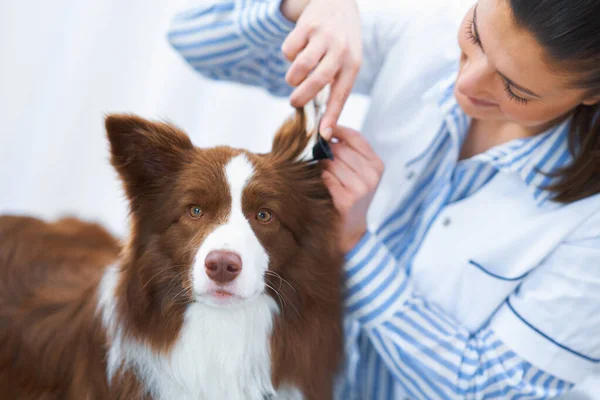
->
<box><xmin>167</xmin><ymin>0</ymin><xmax>600</xmax><ymax>398</ymax></box>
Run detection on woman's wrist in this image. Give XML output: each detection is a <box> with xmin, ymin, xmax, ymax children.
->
<box><xmin>341</xmin><ymin>227</ymin><xmax>368</xmax><ymax>255</ymax></box>
<box><xmin>280</xmin><ymin>0</ymin><xmax>310</xmax><ymax>22</ymax></box>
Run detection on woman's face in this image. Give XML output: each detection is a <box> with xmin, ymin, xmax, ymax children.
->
<box><xmin>455</xmin><ymin>0</ymin><xmax>598</xmax><ymax>132</ymax></box>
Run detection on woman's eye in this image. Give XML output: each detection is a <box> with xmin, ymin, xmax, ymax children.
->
<box><xmin>188</xmin><ymin>205</ymin><xmax>203</xmax><ymax>219</ymax></box>
<box><xmin>502</xmin><ymin>80</ymin><xmax>529</xmax><ymax>105</ymax></box>
<box><xmin>256</xmin><ymin>210</ymin><xmax>273</xmax><ymax>223</ymax></box>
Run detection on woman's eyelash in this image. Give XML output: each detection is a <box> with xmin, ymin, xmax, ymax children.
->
<box><xmin>466</xmin><ymin>19</ymin><xmax>482</xmax><ymax>47</ymax></box>
<box><xmin>502</xmin><ymin>80</ymin><xmax>529</xmax><ymax>105</ymax></box>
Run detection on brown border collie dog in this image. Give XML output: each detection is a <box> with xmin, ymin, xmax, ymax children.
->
<box><xmin>0</xmin><ymin>107</ymin><xmax>343</xmax><ymax>399</ymax></box>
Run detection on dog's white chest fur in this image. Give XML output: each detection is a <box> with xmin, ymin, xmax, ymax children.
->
<box><xmin>151</xmin><ymin>300</ymin><xmax>278</xmax><ymax>400</ymax></box>
<box><xmin>99</xmin><ymin>266</ymin><xmax>297</xmax><ymax>400</ymax></box>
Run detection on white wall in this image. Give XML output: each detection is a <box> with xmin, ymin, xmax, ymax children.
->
<box><xmin>0</xmin><ymin>0</ymin><xmax>368</xmax><ymax>237</ymax></box>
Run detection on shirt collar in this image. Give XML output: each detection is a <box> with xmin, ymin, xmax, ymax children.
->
<box><xmin>474</xmin><ymin>120</ymin><xmax>572</xmax><ymax>204</ymax></box>
<box><xmin>427</xmin><ymin>69</ymin><xmax>573</xmax><ymax>205</ymax></box>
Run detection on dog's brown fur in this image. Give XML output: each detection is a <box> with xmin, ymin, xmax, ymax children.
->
<box><xmin>0</xmin><ymin>110</ymin><xmax>343</xmax><ymax>399</ymax></box>
<box><xmin>0</xmin><ymin>216</ymin><xmax>119</xmax><ymax>399</ymax></box>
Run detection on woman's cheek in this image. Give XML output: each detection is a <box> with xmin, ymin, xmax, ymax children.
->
<box><xmin>499</xmin><ymin>101</ymin><xmax>554</xmax><ymax>127</ymax></box>
<box><xmin>499</xmin><ymin>101</ymin><xmax>533</xmax><ymax>124</ymax></box>
<box><xmin>498</xmin><ymin>100</ymin><xmax>518</xmax><ymax>120</ymax></box>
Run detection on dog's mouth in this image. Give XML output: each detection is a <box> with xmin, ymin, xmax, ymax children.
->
<box><xmin>195</xmin><ymin>288</ymin><xmax>263</xmax><ymax>309</ymax></box>
<box><xmin>212</xmin><ymin>289</ymin><xmax>234</xmax><ymax>298</ymax></box>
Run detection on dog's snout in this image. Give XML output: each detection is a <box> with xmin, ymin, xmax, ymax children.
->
<box><xmin>204</xmin><ymin>250</ymin><xmax>242</xmax><ymax>284</ymax></box>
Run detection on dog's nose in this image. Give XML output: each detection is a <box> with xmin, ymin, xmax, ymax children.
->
<box><xmin>204</xmin><ymin>250</ymin><xmax>242</xmax><ymax>284</ymax></box>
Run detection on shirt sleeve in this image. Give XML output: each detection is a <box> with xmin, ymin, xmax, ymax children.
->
<box><xmin>344</xmin><ymin>230</ymin><xmax>583</xmax><ymax>399</ymax></box>
<box><xmin>167</xmin><ymin>0</ymin><xmax>295</xmax><ymax>97</ymax></box>
<box><xmin>166</xmin><ymin>0</ymin><xmax>419</xmax><ymax>97</ymax></box>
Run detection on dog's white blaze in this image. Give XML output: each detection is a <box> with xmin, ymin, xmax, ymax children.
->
<box><xmin>192</xmin><ymin>153</ymin><xmax>270</xmax><ymax>300</ymax></box>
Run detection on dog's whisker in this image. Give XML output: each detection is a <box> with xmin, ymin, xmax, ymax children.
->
<box><xmin>265</xmin><ymin>280</ymin><xmax>300</xmax><ymax>318</ymax></box>
<box><xmin>162</xmin><ymin>284</ymin><xmax>194</xmax><ymax>311</ymax></box>
<box><xmin>264</xmin><ymin>282</ymin><xmax>286</xmax><ymax>319</ymax></box>
<box><xmin>278</xmin><ymin>289</ymin><xmax>300</xmax><ymax>317</ymax></box>
<box><xmin>170</xmin><ymin>286</ymin><xmax>194</xmax><ymax>306</ymax></box>
<box><xmin>264</xmin><ymin>270</ymin><xmax>297</xmax><ymax>293</ymax></box>
<box><xmin>161</xmin><ymin>277</ymin><xmax>189</xmax><ymax>312</ymax></box>
<box><xmin>142</xmin><ymin>264</ymin><xmax>188</xmax><ymax>290</ymax></box>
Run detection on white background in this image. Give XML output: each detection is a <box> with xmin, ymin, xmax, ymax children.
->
<box><xmin>0</xmin><ymin>0</ymin><xmax>597</xmax><ymax>397</ymax></box>
<box><xmin>0</xmin><ymin>0</ymin><xmax>369</xmax><ymax>238</ymax></box>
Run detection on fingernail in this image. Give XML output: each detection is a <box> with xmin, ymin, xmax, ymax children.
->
<box><xmin>321</xmin><ymin>127</ymin><xmax>332</xmax><ymax>140</ymax></box>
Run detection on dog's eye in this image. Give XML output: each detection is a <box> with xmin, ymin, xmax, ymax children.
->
<box><xmin>256</xmin><ymin>210</ymin><xmax>273</xmax><ymax>223</ymax></box>
<box><xmin>188</xmin><ymin>205</ymin><xmax>203</xmax><ymax>219</ymax></box>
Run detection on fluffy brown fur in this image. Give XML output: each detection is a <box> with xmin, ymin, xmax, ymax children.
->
<box><xmin>0</xmin><ymin>216</ymin><xmax>119</xmax><ymax>399</ymax></box>
<box><xmin>0</xmin><ymin>109</ymin><xmax>343</xmax><ymax>399</ymax></box>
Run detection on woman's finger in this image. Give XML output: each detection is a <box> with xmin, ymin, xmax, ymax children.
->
<box><xmin>319</xmin><ymin>62</ymin><xmax>360</xmax><ymax>139</ymax></box>
<box><xmin>289</xmin><ymin>48</ymin><xmax>341</xmax><ymax>107</ymax></box>
<box><xmin>281</xmin><ymin>26</ymin><xmax>310</xmax><ymax>62</ymax></box>
<box><xmin>330</xmin><ymin>142</ymin><xmax>369</xmax><ymax>175</ymax></box>
<box><xmin>321</xmin><ymin>169</ymin><xmax>345</xmax><ymax>197</ymax></box>
<box><xmin>321</xmin><ymin>159</ymin><xmax>354</xmax><ymax>188</ymax></box>
<box><xmin>285</xmin><ymin>38</ymin><xmax>328</xmax><ymax>88</ymax></box>
<box><xmin>331</xmin><ymin>143</ymin><xmax>382</xmax><ymax>191</ymax></box>
<box><xmin>331</xmin><ymin>126</ymin><xmax>379</xmax><ymax>163</ymax></box>
<box><xmin>323</xmin><ymin>159</ymin><xmax>369</xmax><ymax>198</ymax></box>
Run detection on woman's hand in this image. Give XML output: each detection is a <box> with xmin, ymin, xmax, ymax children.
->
<box><xmin>280</xmin><ymin>0</ymin><xmax>362</xmax><ymax>140</ymax></box>
<box><xmin>321</xmin><ymin>126</ymin><xmax>384</xmax><ymax>254</ymax></box>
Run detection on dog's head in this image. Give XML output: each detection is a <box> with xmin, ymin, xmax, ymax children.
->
<box><xmin>106</xmin><ymin>108</ymin><xmax>341</xmax><ymax>345</ymax></box>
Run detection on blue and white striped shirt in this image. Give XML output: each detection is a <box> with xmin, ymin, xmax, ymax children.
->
<box><xmin>338</xmin><ymin>78</ymin><xmax>574</xmax><ymax>399</ymax></box>
<box><xmin>168</xmin><ymin>0</ymin><xmax>295</xmax><ymax>97</ymax></box>
<box><xmin>166</xmin><ymin>1</ymin><xmax>594</xmax><ymax>398</ymax></box>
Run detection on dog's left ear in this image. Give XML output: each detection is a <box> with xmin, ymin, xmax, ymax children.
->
<box><xmin>105</xmin><ymin>114</ymin><xmax>194</xmax><ymax>204</ymax></box>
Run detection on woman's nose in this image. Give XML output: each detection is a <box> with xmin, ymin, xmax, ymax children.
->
<box><xmin>458</xmin><ymin>55</ymin><xmax>495</xmax><ymax>97</ymax></box>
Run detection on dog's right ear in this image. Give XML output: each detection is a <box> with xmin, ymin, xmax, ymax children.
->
<box><xmin>105</xmin><ymin>114</ymin><xmax>194</xmax><ymax>204</ymax></box>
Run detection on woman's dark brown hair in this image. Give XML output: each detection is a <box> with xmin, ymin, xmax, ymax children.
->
<box><xmin>509</xmin><ymin>0</ymin><xmax>600</xmax><ymax>203</ymax></box>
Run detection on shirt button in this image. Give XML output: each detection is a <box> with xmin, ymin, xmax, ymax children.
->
<box><xmin>442</xmin><ymin>217</ymin><xmax>452</xmax><ymax>227</ymax></box>
<box><xmin>406</xmin><ymin>170</ymin><xmax>415</xmax><ymax>180</ymax></box>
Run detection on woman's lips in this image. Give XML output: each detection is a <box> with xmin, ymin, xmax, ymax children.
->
<box><xmin>468</xmin><ymin>96</ymin><xmax>499</xmax><ymax>107</ymax></box>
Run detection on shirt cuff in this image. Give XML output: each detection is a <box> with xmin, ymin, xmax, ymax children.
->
<box><xmin>236</xmin><ymin>0</ymin><xmax>295</xmax><ymax>48</ymax></box>
<box><xmin>344</xmin><ymin>231</ymin><xmax>412</xmax><ymax>326</ymax></box>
